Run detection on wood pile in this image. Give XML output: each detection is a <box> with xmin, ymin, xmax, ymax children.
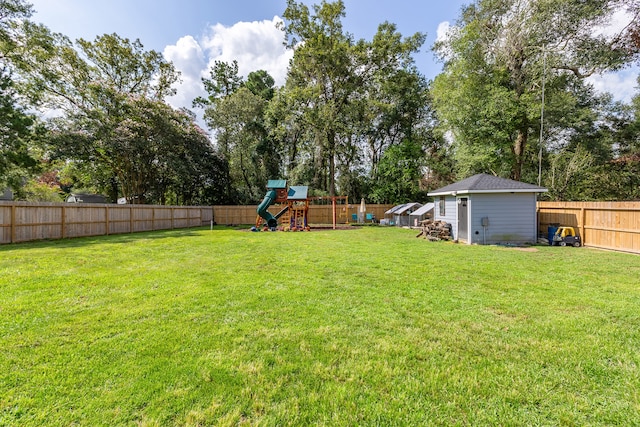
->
<box><xmin>415</xmin><ymin>219</ymin><xmax>452</xmax><ymax>241</ymax></box>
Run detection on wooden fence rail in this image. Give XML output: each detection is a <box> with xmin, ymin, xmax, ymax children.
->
<box><xmin>212</xmin><ymin>203</ymin><xmax>393</xmax><ymax>227</ymax></box>
<box><xmin>538</xmin><ymin>201</ymin><xmax>640</xmax><ymax>254</ymax></box>
<box><xmin>4</xmin><ymin>201</ymin><xmax>638</xmax><ymax>254</ymax></box>
<box><xmin>0</xmin><ymin>202</ymin><xmax>213</xmax><ymax>244</ymax></box>
<box><xmin>0</xmin><ymin>202</ymin><xmax>392</xmax><ymax>245</ymax></box>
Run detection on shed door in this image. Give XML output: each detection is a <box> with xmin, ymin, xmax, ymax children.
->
<box><xmin>457</xmin><ymin>197</ymin><xmax>468</xmax><ymax>241</ymax></box>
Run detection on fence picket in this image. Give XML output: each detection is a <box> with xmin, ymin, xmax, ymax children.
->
<box><xmin>5</xmin><ymin>201</ymin><xmax>637</xmax><ymax>253</ymax></box>
<box><xmin>0</xmin><ymin>202</ymin><xmax>211</xmax><ymax>244</ymax></box>
<box><xmin>538</xmin><ymin>201</ymin><xmax>640</xmax><ymax>254</ymax></box>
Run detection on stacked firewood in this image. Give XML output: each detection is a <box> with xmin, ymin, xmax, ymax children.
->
<box><xmin>415</xmin><ymin>219</ymin><xmax>452</xmax><ymax>241</ymax></box>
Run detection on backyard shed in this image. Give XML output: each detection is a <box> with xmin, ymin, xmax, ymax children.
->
<box><xmin>428</xmin><ymin>174</ymin><xmax>547</xmax><ymax>245</ymax></box>
<box><xmin>409</xmin><ymin>203</ymin><xmax>434</xmax><ymax>227</ymax></box>
<box><xmin>384</xmin><ymin>202</ymin><xmax>423</xmax><ymax>227</ymax></box>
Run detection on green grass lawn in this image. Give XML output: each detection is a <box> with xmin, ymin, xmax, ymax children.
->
<box><xmin>1</xmin><ymin>226</ymin><xmax>639</xmax><ymax>426</ymax></box>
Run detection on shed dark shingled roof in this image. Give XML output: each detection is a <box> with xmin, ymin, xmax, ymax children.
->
<box><xmin>428</xmin><ymin>173</ymin><xmax>547</xmax><ymax>195</ymax></box>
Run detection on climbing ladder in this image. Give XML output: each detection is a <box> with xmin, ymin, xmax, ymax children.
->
<box><xmin>279</xmin><ymin>210</ymin><xmax>291</xmax><ymax>229</ymax></box>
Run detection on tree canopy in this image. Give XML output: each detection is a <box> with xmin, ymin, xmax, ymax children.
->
<box><xmin>274</xmin><ymin>0</ymin><xmax>431</xmax><ymax>201</ymax></box>
<box><xmin>0</xmin><ymin>0</ymin><xmax>41</xmax><ymax>197</ymax></box>
<box><xmin>432</xmin><ymin>0</ymin><xmax>639</xmax><ymax>185</ymax></box>
<box><xmin>1</xmin><ymin>0</ymin><xmax>638</xmax><ymax>204</ymax></box>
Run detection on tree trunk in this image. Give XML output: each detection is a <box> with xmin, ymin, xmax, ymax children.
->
<box><xmin>239</xmin><ymin>150</ymin><xmax>254</xmax><ymax>199</ymax></box>
<box><xmin>109</xmin><ymin>176</ymin><xmax>119</xmax><ymax>203</ymax></box>
<box><xmin>513</xmin><ymin>127</ymin><xmax>527</xmax><ymax>181</ymax></box>
<box><xmin>327</xmin><ymin>129</ymin><xmax>336</xmax><ymax>197</ymax></box>
<box><xmin>312</xmin><ymin>141</ymin><xmax>326</xmax><ymax>193</ymax></box>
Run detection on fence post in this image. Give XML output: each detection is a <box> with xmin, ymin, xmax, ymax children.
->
<box><xmin>10</xmin><ymin>203</ymin><xmax>15</xmax><ymax>243</ymax></box>
<box><xmin>580</xmin><ymin>207</ymin><xmax>586</xmax><ymax>245</ymax></box>
<box><xmin>332</xmin><ymin>197</ymin><xmax>337</xmax><ymax>229</ymax></box>
<box><xmin>105</xmin><ymin>205</ymin><xmax>110</xmax><ymax>235</ymax></box>
<box><xmin>61</xmin><ymin>205</ymin><xmax>66</xmax><ymax>239</ymax></box>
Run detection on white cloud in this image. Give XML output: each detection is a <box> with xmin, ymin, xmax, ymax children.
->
<box><xmin>164</xmin><ymin>35</ymin><xmax>206</xmax><ymax>78</ymax></box>
<box><xmin>434</xmin><ymin>21</ymin><xmax>456</xmax><ymax>64</ymax></box>
<box><xmin>163</xmin><ymin>17</ymin><xmax>293</xmax><ymax>132</ymax></box>
<box><xmin>163</xmin><ymin>35</ymin><xmax>207</xmax><ymax>112</ymax></box>
<box><xmin>436</xmin><ymin>21</ymin><xmax>451</xmax><ymax>44</ymax></box>
<box><xmin>201</xmin><ymin>17</ymin><xmax>292</xmax><ymax>86</ymax></box>
<box><xmin>587</xmin><ymin>8</ymin><xmax>639</xmax><ymax>102</ymax></box>
<box><xmin>594</xmin><ymin>8</ymin><xmax>634</xmax><ymax>38</ymax></box>
<box><xmin>588</xmin><ymin>66</ymin><xmax>639</xmax><ymax>103</ymax></box>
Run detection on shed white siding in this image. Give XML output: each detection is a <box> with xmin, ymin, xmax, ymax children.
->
<box><xmin>434</xmin><ymin>196</ymin><xmax>458</xmax><ymax>239</ymax></box>
<box><xmin>468</xmin><ymin>193</ymin><xmax>537</xmax><ymax>244</ymax></box>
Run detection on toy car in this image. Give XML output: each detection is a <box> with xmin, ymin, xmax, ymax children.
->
<box><xmin>552</xmin><ymin>226</ymin><xmax>581</xmax><ymax>247</ymax></box>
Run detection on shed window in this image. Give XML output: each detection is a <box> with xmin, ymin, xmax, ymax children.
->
<box><xmin>439</xmin><ymin>196</ymin><xmax>446</xmax><ymax>216</ymax></box>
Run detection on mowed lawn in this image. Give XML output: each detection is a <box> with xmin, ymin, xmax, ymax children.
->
<box><xmin>1</xmin><ymin>226</ymin><xmax>639</xmax><ymax>426</ymax></box>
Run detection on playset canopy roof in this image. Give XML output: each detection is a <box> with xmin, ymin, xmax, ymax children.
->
<box><xmin>266</xmin><ymin>180</ymin><xmax>287</xmax><ymax>189</ymax></box>
<box><xmin>288</xmin><ymin>186</ymin><xmax>308</xmax><ymax>200</ymax></box>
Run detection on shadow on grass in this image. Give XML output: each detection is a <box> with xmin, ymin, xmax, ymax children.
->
<box><xmin>0</xmin><ymin>227</ymin><xmax>213</xmax><ymax>252</ymax></box>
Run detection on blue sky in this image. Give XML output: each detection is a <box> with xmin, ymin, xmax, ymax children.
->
<box><xmin>28</xmin><ymin>0</ymin><xmax>466</xmax><ymax>78</ymax></box>
<box><xmin>27</xmin><ymin>0</ymin><xmax>638</xmax><ymax>114</ymax></box>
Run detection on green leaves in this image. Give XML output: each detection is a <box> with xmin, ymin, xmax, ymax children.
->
<box><xmin>278</xmin><ymin>1</ymin><xmax>429</xmax><ymax>199</ymax></box>
<box><xmin>432</xmin><ymin>0</ymin><xmax>637</xmax><ymax>184</ymax></box>
<box><xmin>371</xmin><ymin>139</ymin><xmax>426</xmax><ymax>204</ymax></box>
<box><xmin>0</xmin><ymin>70</ymin><xmax>39</xmax><ymax>193</ymax></box>
<box><xmin>27</xmin><ymin>32</ymin><xmax>221</xmax><ymax>205</ymax></box>
<box><xmin>193</xmin><ymin>60</ymin><xmax>243</xmax><ymax>109</ymax></box>
<box><xmin>77</xmin><ymin>33</ymin><xmax>179</xmax><ymax>100</ymax></box>
<box><xmin>195</xmin><ymin>62</ymin><xmax>277</xmax><ymax>203</ymax></box>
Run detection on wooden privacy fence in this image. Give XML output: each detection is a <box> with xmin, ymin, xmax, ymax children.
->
<box><xmin>8</xmin><ymin>200</ymin><xmax>637</xmax><ymax>254</ymax></box>
<box><xmin>0</xmin><ymin>201</ymin><xmax>391</xmax><ymax>244</ymax></box>
<box><xmin>0</xmin><ymin>202</ymin><xmax>213</xmax><ymax>244</ymax></box>
<box><xmin>538</xmin><ymin>201</ymin><xmax>640</xmax><ymax>254</ymax></box>
<box><xmin>213</xmin><ymin>204</ymin><xmax>394</xmax><ymax>226</ymax></box>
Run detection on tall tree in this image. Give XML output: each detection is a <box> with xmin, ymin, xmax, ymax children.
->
<box><xmin>264</xmin><ymin>82</ymin><xmax>313</xmax><ymax>185</ymax></box>
<box><xmin>358</xmin><ymin>23</ymin><xmax>427</xmax><ymax>172</ymax></box>
<box><xmin>0</xmin><ymin>70</ymin><xmax>39</xmax><ymax>194</ymax></box>
<box><xmin>207</xmin><ymin>87</ymin><xmax>270</xmax><ymax>202</ymax></box>
<box><xmin>16</xmin><ymin>32</ymin><xmax>179</xmax><ymax>112</ymax></box>
<box><xmin>0</xmin><ymin>0</ymin><xmax>42</xmax><ymax>195</ymax></box>
<box><xmin>281</xmin><ymin>0</ymin><xmax>359</xmax><ymax>196</ymax></box>
<box><xmin>49</xmin><ymin>97</ymin><xmax>230</xmax><ymax>204</ymax></box>
<box><xmin>196</xmin><ymin>61</ymin><xmax>277</xmax><ymax>203</ymax></box>
<box><xmin>281</xmin><ymin>1</ymin><xmax>427</xmax><ymax>199</ymax></box>
<box><xmin>587</xmin><ymin>78</ymin><xmax>640</xmax><ymax>200</ymax></box>
<box><xmin>193</xmin><ymin>60</ymin><xmax>243</xmax><ymax>110</ymax></box>
<box><xmin>10</xmin><ymin>32</ymin><xmax>212</xmax><ymax>203</ymax></box>
<box><xmin>432</xmin><ymin>0</ymin><xmax>639</xmax><ymax>182</ymax></box>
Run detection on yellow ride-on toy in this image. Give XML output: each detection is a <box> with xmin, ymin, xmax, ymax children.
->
<box><xmin>552</xmin><ymin>226</ymin><xmax>581</xmax><ymax>247</ymax></box>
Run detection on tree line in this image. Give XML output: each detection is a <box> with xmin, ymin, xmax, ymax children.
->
<box><xmin>1</xmin><ymin>0</ymin><xmax>639</xmax><ymax>205</ymax></box>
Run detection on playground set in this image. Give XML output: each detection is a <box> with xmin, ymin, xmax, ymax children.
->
<box><xmin>255</xmin><ymin>180</ymin><xmax>311</xmax><ymax>231</ymax></box>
